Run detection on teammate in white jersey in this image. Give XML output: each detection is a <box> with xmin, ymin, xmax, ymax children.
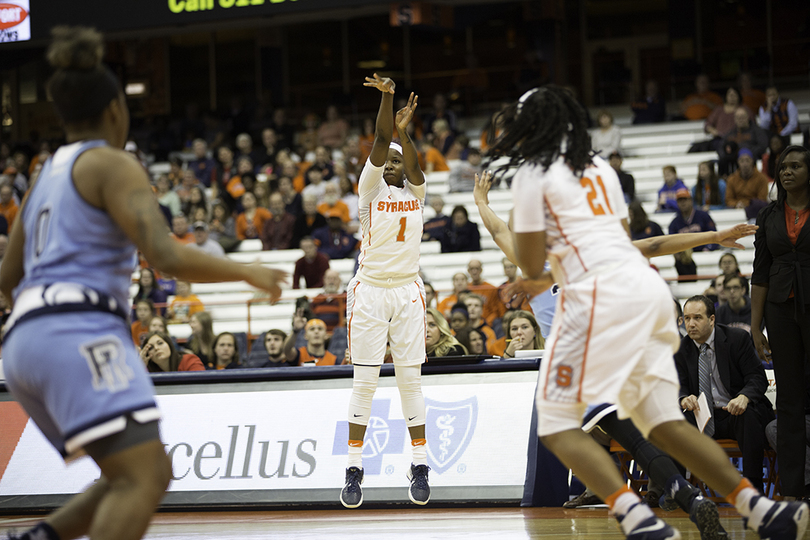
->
<box><xmin>340</xmin><ymin>75</ymin><xmax>430</xmax><ymax>508</ymax></box>
<box><xmin>486</xmin><ymin>85</ymin><xmax>807</xmax><ymax>540</ymax></box>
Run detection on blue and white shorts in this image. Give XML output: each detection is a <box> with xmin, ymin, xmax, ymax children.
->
<box><xmin>3</xmin><ymin>310</ymin><xmax>160</xmax><ymax>460</ymax></box>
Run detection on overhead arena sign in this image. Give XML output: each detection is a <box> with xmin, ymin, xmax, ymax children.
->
<box><xmin>28</xmin><ymin>0</ymin><xmax>390</xmax><ymax>40</ymax></box>
<box><xmin>0</xmin><ymin>0</ymin><xmax>30</xmax><ymax>42</ymax></box>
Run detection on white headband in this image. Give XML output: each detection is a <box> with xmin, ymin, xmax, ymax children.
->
<box><xmin>389</xmin><ymin>142</ymin><xmax>403</xmax><ymax>154</ymax></box>
<box><xmin>516</xmin><ymin>88</ymin><xmax>540</xmax><ymax>114</ymax></box>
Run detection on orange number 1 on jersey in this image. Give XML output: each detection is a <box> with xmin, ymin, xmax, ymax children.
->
<box><xmin>396</xmin><ymin>216</ymin><xmax>406</xmax><ymax>242</ymax></box>
<box><xmin>580</xmin><ymin>175</ymin><xmax>614</xmax><ymax>216</ymax></box>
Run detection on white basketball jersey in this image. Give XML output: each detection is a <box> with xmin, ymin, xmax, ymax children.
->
<box><xmin>511</xmin><ymin>155</ymin><xmax>646</xmax><ymax>285</ymax></box>
<box><xmin>356</xmin><ymin>160</ymin><xmax>425</xmax><ymax>287</ymax></box>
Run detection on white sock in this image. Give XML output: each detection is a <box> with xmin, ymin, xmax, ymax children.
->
<box><xmin>733</xmin><ymin>485</ymin><xmax>758</xmax><ymax>516</ymax></box>
<box><xmin>611</xmin><ymin>492</ymin><xmax>654</xmax><ymax>535</ymax></box>
<box><xmin>412</xmin><ymin>439</ymin><xmax>427</xmax><ymax>466</ymax></box>
<box><xmin>611</xmin><ymin>491</ymin><xmax>641</xmax><ymax>517</ymax></box>
<box><xmin>347</xmin><ymin>443</ymin><xmax>363</xmax><ymax>469</ymax></box>
<box><xmin>735</xmin><ymin>488</ymin><xmax>775</xmax><ymax>531</ymax></box>
<box><xmin>618</xmin><ymin>502</ymin><xmax>656</xmax><ymax>535</ymax></box>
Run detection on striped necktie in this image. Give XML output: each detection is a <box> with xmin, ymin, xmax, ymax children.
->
<box><xmin>698</xmin><ymin>343</ymin><xmax>715</xmax><ymax>437</ymax></box>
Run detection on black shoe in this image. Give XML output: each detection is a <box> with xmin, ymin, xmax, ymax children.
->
<box><xmin>407</xmin><ymin>463</ymin><xmax>430</xmax><ymax>505</ymax></box>
<box><xmin>645</xmin><ymin>489</ymin><xmax>663</xmax><ymax>508</ymax></box>
<box><xmin>340</xmin><ymin>466</ymin><xmax>364</xmax><ymax>509</ymax></box>
<box><xmin>563</xmin><ymin>491</ymin><xmax>603</xmax><ymax>508</ymax></box>
<box><xmin>688</xmin><ymin>494</ymin><xmax>727</xmax><ymax>540</ymax></box>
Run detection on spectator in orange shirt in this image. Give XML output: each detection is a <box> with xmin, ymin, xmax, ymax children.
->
<box><xmin>168</xmin><ymin>280</ymin><xmax>205</xmax><ymax>323</ymax></box>
<box><xmin>236</xmin><ymin>191</ymin><xmax>272</xmax><ymax>240</ymax></box>
<box><xmin>498</xmin><ymin>257</ymin><xmax>532</xmax><ymax>313</ymax></box>
<box><xmin>437</xmin><ymin>272</ymin><xmax>470</xmax><ymax>318</ymax></box>
<box><xmin>171</xmin><ymin>214</ymin><xmax>195</xmax><ymax>244</ymax></box>
<box><xmin>317</xmin><ymin>182</ymin><xmax>351</xmax><ymax>223</ymax></box>
<box><xmin>463</xmin><ymin>294</ymin><xmax>497</xmax><ymax>353</ymax></box>
<box><xmin>681</xmin><ymin>74</ymin><xmax>723</xmax><ymax>120</ymax></box>
<box><xmin>283</xmin><ymin>318</ymin><xmax>342</xmax><ymax>366</ymax></box>
<box><xmin>224</xmin><ymin>156</ymin><xmax>252</xmax><ymax>201</ymax></box>
<box><xmin>131</xmin><ymin>299</ymin><xmax>155</xmax><ymax>346</ymax></box>
<box><xmin>310</xmin><ymin>268</ymin><xmax>345</xmax><ymax>331</ymax></box>
<box><xmin>422</xmin><ymin>140</ymin><xmax>450</xmax><ymax>174</ymax></box>
<box><xmin>467</xmin><ymin>258</ymin><xmax>504</xmax><ymax>325</ymax></box>
<box><xmin>0</xmin><ymin>183</ymin><xmax>18</xmax><ymax>226</ymax></box>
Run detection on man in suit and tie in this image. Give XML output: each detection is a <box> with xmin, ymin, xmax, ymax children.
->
<box><xmin>675</xmin><ymin>295</ymin><xmax>774</xmax><ymax>493</ymax></box>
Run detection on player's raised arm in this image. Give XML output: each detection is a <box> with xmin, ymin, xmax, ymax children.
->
<box><xmin>364</xmin><ymin>73</ymin><xmax>395</xmax><ymax>168</ymax></box>
<box><xmin>474</xmin><ymin>170</ymin><xmax>515</xmax><ymax>262</ymax></box>
<box><xmin>396</xmin><ymin>92</ymin><xmax>425</xmax><ymax>186</ymax></box>
<box><xmin>631</xmin><ymin>223</ymin><xmax>757</xmax><ymax>258</ymax></box>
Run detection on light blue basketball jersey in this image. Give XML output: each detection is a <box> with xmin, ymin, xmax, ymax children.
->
<box><xmin>529</xmin><ymin>263</ymin><xmax>560</xmax><ymax>338</ymax></box>
<box><xmin>15</xmin><ymin>140</ymin><xmax>137</xmax><ymax>308</ymax></box>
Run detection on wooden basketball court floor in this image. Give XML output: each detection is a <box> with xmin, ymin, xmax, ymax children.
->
<box><xmin>0</xmin><ymin>506</ymin><xmax>763</xmax><ymax>539</ymax></box>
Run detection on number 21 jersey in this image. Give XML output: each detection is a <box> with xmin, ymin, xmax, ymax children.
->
<box><xmin>356</xmin><ymin>159</ymin><xmax>425</xmax><ymax>288</ymax></box>
<box><xmin>511</xmin><ymin>155</ymin><xmax>646</xmax><ymax>286</ymax></box>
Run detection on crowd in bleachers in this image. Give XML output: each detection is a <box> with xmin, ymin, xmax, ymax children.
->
<box><xmin>0</xmin><ymin>75</ymin><xmax>806</xmax><ymax>375</ymax></box>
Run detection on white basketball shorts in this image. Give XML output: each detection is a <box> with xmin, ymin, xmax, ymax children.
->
<box><xmin>346</xmin><ymin>276</ymin><xmax>426</xmax><ymax>366</ymax></box>
<box><xmin>535</xmin><ymin>264</ymin><xmax>682</xmax><ymax>437</ymax></box>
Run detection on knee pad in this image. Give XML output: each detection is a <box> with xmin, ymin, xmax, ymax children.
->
<box><xmin>347</xmin><ymin>365</ymin><xmax>380</xmax><ymax>425</ymax></box>
<box><xmin>395</xmin><ymin>365</ymin><xmax>425</xmax><ymax>427</ymax></box>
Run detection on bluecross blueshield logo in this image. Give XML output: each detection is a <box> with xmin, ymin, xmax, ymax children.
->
<box><xmin>425</xmin><ymin>397</ymin><xmax>478</xmax><ymax>474</ymax></box>
<box><xmin>332</xmin><ymin>399</ymin><xmax>406</xmax><ymax>475</ymax></box>
<box><xmin>332</xmin><ymin>396</ymin><xmax>478</xmax><ymax>475</ymax></box>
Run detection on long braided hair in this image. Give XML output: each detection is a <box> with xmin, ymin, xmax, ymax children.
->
<box><xmin>485</xmin><ymin>85</ymin><xmax>593</xmax><ymax>177</ymax></box>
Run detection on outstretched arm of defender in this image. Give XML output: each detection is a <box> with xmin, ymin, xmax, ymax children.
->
<box><xmin>364</xmin><ymin>73</ymin><xmax>395</xmax><ymax>168</ymax></box>
<box><xmin>632</xmin><ymin>223</ymin><xmax>757</xmax><ymax>258</ymax></box>
<box><xmin>396</xmin><ymin>92</ymin><xmax>425</xmax><ymax>186</ymax></box>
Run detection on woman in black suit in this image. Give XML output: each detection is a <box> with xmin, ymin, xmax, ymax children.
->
<box><xmin>751</xmin><ymin>145</ymin><xmax>810</xmax><ymax>499</ymax></box>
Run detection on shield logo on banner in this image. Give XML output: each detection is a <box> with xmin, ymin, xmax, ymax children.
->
<box><xmin>425</xmin><ymin>396</ymin><xmax>478</xmax><ymax>474</ymax></box>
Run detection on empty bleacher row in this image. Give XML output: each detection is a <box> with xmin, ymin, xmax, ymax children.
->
<box><xmin>146</xmin><ymin>97</ymin><xmax>810</xmax><ymax>344</ymax></box>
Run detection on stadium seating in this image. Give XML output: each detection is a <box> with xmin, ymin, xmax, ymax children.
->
<box><xmin>142</xmin><ymin>94</ymin><xmax>810</xmax><ymax>342</ymax></box>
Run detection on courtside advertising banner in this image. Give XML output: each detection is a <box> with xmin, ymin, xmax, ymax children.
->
<box><xmin>0</xmin><ymin>371</ymin><xmax>537</xmax><ymax>508</ymax></box>
<box><xmin>0</xmin><ymin>0</ymin><xmax>30</xmax><ymax>43</ymax></box>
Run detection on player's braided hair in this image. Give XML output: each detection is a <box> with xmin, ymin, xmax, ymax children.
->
<box><xmin>485</xmin><ymin>85</ymin><xmax>593</xmax><ymax>177</ymax></box>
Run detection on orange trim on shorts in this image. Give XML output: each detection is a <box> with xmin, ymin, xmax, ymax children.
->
<box><xmin>543</xmin><ymin>288</ymin><xmax>566</xmax><ymax>400</ymax></box>
<box><xmin>347</xmin><ymin>281</ymin><xmax>361</xmax><ymax>358</ymax></box>
<box><xmin>545</xmin><ymin>194</ymin><xmax>588</xmax><ymax>274</ymax></box>
<box><xmin>418</xmin><ymin>281</ymin><xmax>428</xmax><ymax>361</ymax></box>
<box><xmin>577</xmin><ymin>279</ymin><xmax>598</xmax><ymax>402</ymax></box>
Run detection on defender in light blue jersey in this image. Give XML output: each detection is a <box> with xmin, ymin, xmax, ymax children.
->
<box><xmin>0</xmin><ymin>28</ymin><xmax>285</xmax><ymax>540</ymax></box>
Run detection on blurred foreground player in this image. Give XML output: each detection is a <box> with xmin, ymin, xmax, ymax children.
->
<box><xmin>475</xmin><ymin>170</ymin><xmax>762</xmax><ymax>539</ymax></box>
<box><xmin>486</xmin><ymin>85</ymin><xmax>807</xmax><ymax>540</ymax></box>
<box><xmin>0</xmin><ymin>27</ymin><xmax>285</xmax><ymax>540</ymax></box>
<box><xmin>341</xmin><ymin>76</ymin><xmax>430</xmax><ymax>508</ymax></box>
